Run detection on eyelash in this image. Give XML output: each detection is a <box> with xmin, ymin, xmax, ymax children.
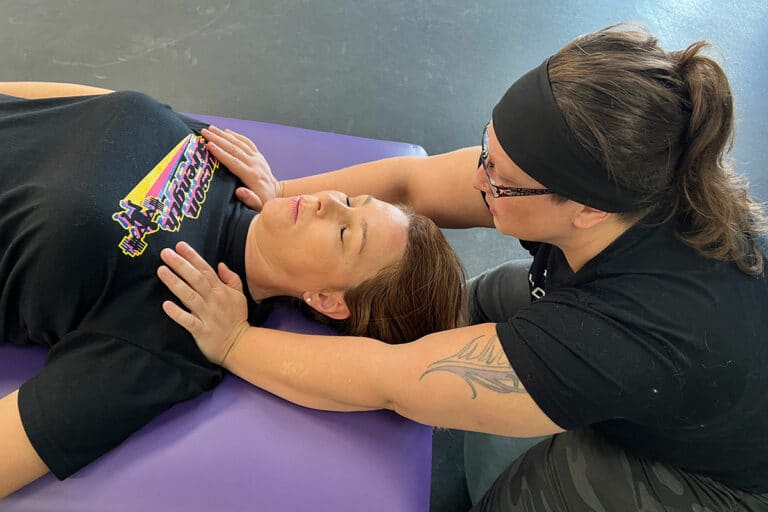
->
<box><xmin>340</xmin><ymin>196</ymin><xmax>351</xmax><ymax>242</ymax></box>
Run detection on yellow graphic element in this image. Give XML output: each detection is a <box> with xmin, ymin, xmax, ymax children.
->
<box><xmin>124</xmin><ymin>136</ymin><xmax>189</xmax><ymax>204</ymax></box>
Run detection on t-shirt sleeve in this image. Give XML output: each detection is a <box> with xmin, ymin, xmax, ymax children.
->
<box><xmin>17</xmin><ymin>330</ymin><xmax>212</xmax><ymax>479</ymax></box>
<box><xmin>496</xmin><ymin>287</ymin><xmax>684</xmax><ymax>430</ymax></box>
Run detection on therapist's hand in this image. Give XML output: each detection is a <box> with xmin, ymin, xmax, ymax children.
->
<box><xmin>158</xmin><ymin>241</ymin><xmax>249</xmax><ymax>366</ymax></box>
<box><xmin>201</xmin><ymin>125</ymin><xmax>282</xmax><ymax>211</ymax></box>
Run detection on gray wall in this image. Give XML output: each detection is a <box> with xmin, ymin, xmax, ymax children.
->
<box><xmin>5</xmin><ymin>1</ymin><xmax>766</xmax><ymax>187</ymax></box>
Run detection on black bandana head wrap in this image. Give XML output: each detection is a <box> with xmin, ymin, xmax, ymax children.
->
<box><xmin>491</xmin><ymin>58</ymin><xmax>647</xmax><ymax>213</ymax></box>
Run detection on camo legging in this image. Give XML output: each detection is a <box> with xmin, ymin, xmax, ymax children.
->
<box><xmin>471</xmin><ymin>428</ymin><xmax>768</xmax><ymax>512</ymax></box>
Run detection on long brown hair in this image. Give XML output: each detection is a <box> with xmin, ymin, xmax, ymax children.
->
<box><xmin>302</xmin><ymin>206</ymin><xmax>468</xmax><ymax>344</ymax></box>
<box><xmin>548</xmin><ymin>23</ymin><xmax>767</xmax><ymax>276</ymax></box>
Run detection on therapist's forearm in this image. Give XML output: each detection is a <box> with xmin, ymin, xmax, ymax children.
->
<box><xmin>281</xmin><ymin>147</ymin><xmax>493</xmax><ymax>229</ymax></box>
<box><xmin>282</xmin><ymin>155</ymin><xmax>417</xmax><ymax>207</ymax></box>
<box><xmin>223</xmin><ymin>327</ymin><xmax>390</xmax><ymax>412</ymax></box>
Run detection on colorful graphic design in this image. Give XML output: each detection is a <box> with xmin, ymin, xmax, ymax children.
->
<box><xmin>112</xmin><ymin>134</ymin><xmax>219</xmax><ymax>257</ymax></box>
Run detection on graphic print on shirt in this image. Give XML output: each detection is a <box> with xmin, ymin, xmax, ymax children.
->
<box><xmin>112</xmin><ymin>135</ymin><xmax>219</xmax><ymax>257</ymax></box>
<box><xmin>529</xmin><ymin>269</ymin><xmax>547</xmax><ymax>300</ymax></box>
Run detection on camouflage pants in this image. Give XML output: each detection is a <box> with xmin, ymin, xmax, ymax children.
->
<box><xmin>471</xmin><ymin>428</ymin><xmax>768</xmax><ymax>512</ymax></box>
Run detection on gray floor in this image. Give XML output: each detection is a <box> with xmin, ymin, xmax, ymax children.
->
<box><xmin>5</xmin><ymin>1</ymin><xmax>767</xmax><ymax>510</ymax></box>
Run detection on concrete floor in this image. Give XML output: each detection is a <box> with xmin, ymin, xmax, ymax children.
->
<box><xmin>5</xmin><ymin>1</ymin><xmax>767</xmax><ymax>510</ymax></box>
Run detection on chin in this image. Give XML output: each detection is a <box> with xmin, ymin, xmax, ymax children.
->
<box><xmin>493</xmin><ymin>217</ymin><xmax>518</xmax><ymax>237</ymax></box>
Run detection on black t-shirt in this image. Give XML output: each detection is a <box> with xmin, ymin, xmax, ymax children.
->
<box><xmin>0</xmin><ymin>91</ymin><xmax>270</xmax><ymax>479</ymax></box>
<box><xmin>496</xmin><ymin>218</ymin><xmax>768</xmax><ymax>491</ymax></box>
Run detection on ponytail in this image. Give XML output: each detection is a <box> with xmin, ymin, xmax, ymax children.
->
<box><xmin>549</xmin><ymin>25</ymin><xmax>767</xmax><ymax>276</ymax></box>
<box><xmin>673</xmin><ymin>42</ymin><xmax>767</xmax><ymax>276</ymax></box>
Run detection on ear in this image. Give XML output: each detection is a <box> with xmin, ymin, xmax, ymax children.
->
<box><xmin>302</xmin><ymin>291</ymin><xmax>351</xmax><ymax>320</ymax></box>
<box><xmin>572</xmin><ymin>204</ymin><xmax>610</xmax><ymax>230</ymax></box>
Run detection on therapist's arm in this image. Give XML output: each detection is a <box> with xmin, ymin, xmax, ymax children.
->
<box><xmin>0</xmin><ymin>390</ymin><xmax>50</xmax><ymax>499</ymax></box>
<box><xmin>223</xmin><ymin>323</ymin><xmax>564</xmax><ymax>437</ymax></box>
<box><xmin>0</xmin><ymin>82</ymin><xmax>112</xmax><ymax>99</ymax></box>
<box><xmin>157</xmin><ymin>243</ymin><xmax>564</xmax><ymax>438</ymax></box>
<box><xmin>200</xmin><ymin>124</ymin><xmax>494</xmax><ymax>229</ymax></box>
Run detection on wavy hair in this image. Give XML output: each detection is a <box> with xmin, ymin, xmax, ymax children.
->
<box><xmin>548</xmin><ymin>23</ymin><xmax>767</xmax><ymax>275</ymax></box>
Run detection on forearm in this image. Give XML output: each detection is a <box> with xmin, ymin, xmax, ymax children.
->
<box><xmin>0</xmin><ymin>81</ymin><xmax>113</xmax><ymax>99</ymax></box>
<box><xmin>282</xmin><ymin>147</ymin><xmax>493</xmax><ymax>228</ymax></box>
<box><xmin>0</xmin><ymin>391</ymin><xmax>50</xmax><ymax>499</ymax></box>
<box><xmin>222</xmin><ymin>323</ymin><xmax>563</xmax><ymax>438</ymax></box>
<box><xmin>224</xmin><ymin>327</ymin><xmax>392</xmax><ymax>412</ymax></box>
<box><xmin>282</xmin><ymin>156</ymin><xmax>416</xmax><ymax>208</ymax></box>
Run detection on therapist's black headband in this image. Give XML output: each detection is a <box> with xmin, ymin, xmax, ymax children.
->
<box><xmin>491</xmin><ymin>58</ymin><xmax>647</xmax><ymax>213</ymax></box>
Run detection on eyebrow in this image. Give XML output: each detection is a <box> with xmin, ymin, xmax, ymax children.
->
<box><xmin>358</xmin><ymin>219</ymin><xmax>368</xmax><ymax>255</ymax></box>
<box><xmin>356</xmin><ymin>195</ymin><xmax>372</xmax><ymax>255</ymax></box>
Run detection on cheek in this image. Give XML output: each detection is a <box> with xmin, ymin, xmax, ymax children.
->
<box><xmin>491</xmin><ymin>200</ymin><xmax>537</xmax><ymax>235</ymax></box>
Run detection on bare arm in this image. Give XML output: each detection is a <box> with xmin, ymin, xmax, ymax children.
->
<box><xmin>202</xmin><ymin>126</ymin><xmax>494</xmax><ymax>229</ymax></box>
<box><xmin>0</xmin><ymin>390</ymin><xmax>50</xmax><ymax>499</ymax></box>
<box><xmin>158</xmin><ymin>244</ymin><xmax>562</xmax><ymax>438</ymax></box>
<box><xmin>0</xmin><ymin>81</ymin><xmax>113</xmax><ymax>99</ymax></box>
<box><xmin>282</xmin><ymin>147</ymin><xmax>493</xmax><ymax>229</ymax></box>
<box><xmin>224</xmin><ymin>323</ymin><xmax>564</xmax><ymax>437</ymax></box>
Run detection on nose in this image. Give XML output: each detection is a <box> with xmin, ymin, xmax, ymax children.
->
<box><xmin>315</xmin><ymin>192</ymin><xmax>345</xmax><ymax>217</ymax></box>
<box><xmin>472</xmin><ymin>160</ymin><xmax>489</xmax><ymax>193</ymax></box>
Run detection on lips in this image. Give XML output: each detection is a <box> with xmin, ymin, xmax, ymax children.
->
<box><xmin>290</xmin><ymin>196</ymin><xmax>302</xmax><ymax>222</ymax></box>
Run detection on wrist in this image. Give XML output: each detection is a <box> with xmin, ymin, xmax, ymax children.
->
<box><xmin>276</xmin><ymin>180</ymin><xmax>285</xmax><ymax>199</ymax></box>
<box><xmin>220</xmin><ymin>321</ymin><xmax>249</xmax><ymax>368</ymax></box>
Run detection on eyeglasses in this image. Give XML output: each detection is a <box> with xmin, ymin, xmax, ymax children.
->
<box><xmin>479</xmin><ymin>122</ymin><xmax>552</xmax><ymax>198</ymax></box>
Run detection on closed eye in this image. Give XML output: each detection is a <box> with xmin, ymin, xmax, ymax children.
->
<box><xmin>340</xmin><ymin>195</ymin><xmax>351</xmax><ymax>242</ymax></box>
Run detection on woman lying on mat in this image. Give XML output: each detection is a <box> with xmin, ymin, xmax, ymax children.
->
<box><xmin>0</xmin><ymin>83</ymin><xmax>466</xmax><ymax>499</ymax></box>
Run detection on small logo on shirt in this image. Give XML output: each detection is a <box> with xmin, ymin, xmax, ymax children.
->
<box><xmin>529</xmin><ymin>269</ymin><xmax>547</xmax><ymax>300</ymax></box>
<box><xmin>112</xmin><ymin>135</ymin><xmax>218</xmax><ymax>257</ymax></box>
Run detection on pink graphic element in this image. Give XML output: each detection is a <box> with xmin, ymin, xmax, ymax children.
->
<box><xmin>147</xmin><ymin>146</ymin><xmax>185</xmax><ymax>198</ymax></box>
<box><xmin>112</xmin><ymin>136</ymin><xmax>219</xmax><ymax>257</ymax></box>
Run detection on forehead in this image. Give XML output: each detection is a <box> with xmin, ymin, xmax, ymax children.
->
<box><xmin>367</xmin><ymin>198</ymin><xmax>409</xmax><ymax>239</ymax></box>
<box><xmin>359</xmin><ymin>199</ymin><xmax>408</xmax><ymax>263</ymax></box>
<box><xmin>487</xmin><ymin>122</ymin><xmax>545</xmax><ymax>187</ymax></box>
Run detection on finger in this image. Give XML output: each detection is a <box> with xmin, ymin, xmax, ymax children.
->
<box><xmin>205</xmin><ymin>141</ymin><xmax>245</xmax><ymax>172</ymax></box>
<box><xmin>157</xmin><ymin>265</ymin><xmax>206</xmax><ymax>312</ymax></box>
<box><xmin>236</xmin><ymin>187</ymin><xmax>263</xmax><ymax>210</ymax></box>
<box><xmin>203</xmin><ymin>128</ymin><xmax>252</xmax><ymax>160</ymax></box>
<box><xmin>217</xmin><ymin>262</ymin><xmax>244</xmax><ymax>293</ymax></box>
<box><xmin>160</xmin><ymin>247</ymin><xmax>213</xmax><ymax>298</ymax></box>
<box><xmin>223</xmin><ymin>128</ymin><xmax>259</xmax><ymax>154</ymax></box>
<box><xmin>162</xmin><ymin>300</ymin><xmax>203</xmax><ymax>335</ymax></box>
<box><xmin>173</xmin><ymin>242</ymin><xmax>223</xmax><ymax>286</ymax></box>
<box><xmin>208</xmin><ymin>125</ymin><xmax>255</xmax><ymax>157</ymax></box>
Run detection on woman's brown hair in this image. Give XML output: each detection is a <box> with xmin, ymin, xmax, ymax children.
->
<box><xmin>548</xmin><ymin>23</ymin><xmax>767</xmax><ymax>276</ymax></box>
<box><xmin>301</xmin><ymin>206</ymin><xmax>468</xmax><ymax>344</ymax></box>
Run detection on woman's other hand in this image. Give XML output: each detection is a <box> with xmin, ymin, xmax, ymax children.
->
<box><xmin>157</xmin><ymin>241</ymin><xmax>249</xmax><ymax>366</ymax></box>
<box><xmin>201</xmin><ymin>125</ymin><xmax>282</xmax><ymax>210</ymax></box>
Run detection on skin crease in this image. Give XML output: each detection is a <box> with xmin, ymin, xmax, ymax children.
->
<box><xmin>241</xmin><ymin>190</ymin><xmax>409</xmax><ymax>312</ymax></box>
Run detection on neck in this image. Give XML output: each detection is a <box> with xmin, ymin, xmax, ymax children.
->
<box><xmin>243</xmin><ymin>216</ymin><xmax>293</xmax><ymax>302</ymax></box>
<box><xmin>556</xmin><ymin>218</ymin><xmax>631</xmax><ymax>273</ymax></box>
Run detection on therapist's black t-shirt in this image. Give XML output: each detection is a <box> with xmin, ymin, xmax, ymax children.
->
<box><xmin>0</xmin><ymin>91</ymin><xmax>270</xmax><ymax>479</ymax></box>
<box><xmin>497</xmin><ymin>219</ymin><xmax>768</xmax><ymax>491</ymax></box>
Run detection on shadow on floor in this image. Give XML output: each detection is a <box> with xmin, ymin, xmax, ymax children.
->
<box><xmin>430</xmin><ymin>428</ymin><xmax>472</xmax><ymax>512</ymax></box>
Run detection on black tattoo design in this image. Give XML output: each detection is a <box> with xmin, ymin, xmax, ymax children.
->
<box><xmin>420</xmin><ymin>335</ymin><xmax>527</xmax><ymax>399</ymax></box>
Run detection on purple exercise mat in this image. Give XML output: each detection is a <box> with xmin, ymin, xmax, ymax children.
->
<box><xmin>0</xmin><ymin>116</ymin><xmax>431</xmax><ymax>512</ymax></box>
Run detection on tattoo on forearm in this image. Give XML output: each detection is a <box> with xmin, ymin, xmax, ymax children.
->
<box><xmin>419</xmin><ymin>335</ymin><xmax>527</xmax><ymax>399</ymax></box>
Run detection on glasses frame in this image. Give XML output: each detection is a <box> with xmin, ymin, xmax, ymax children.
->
<box><xmin>479</xmin><ymin>122</ymin><xmax>553</xmax><ymax>198</ymax></box>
